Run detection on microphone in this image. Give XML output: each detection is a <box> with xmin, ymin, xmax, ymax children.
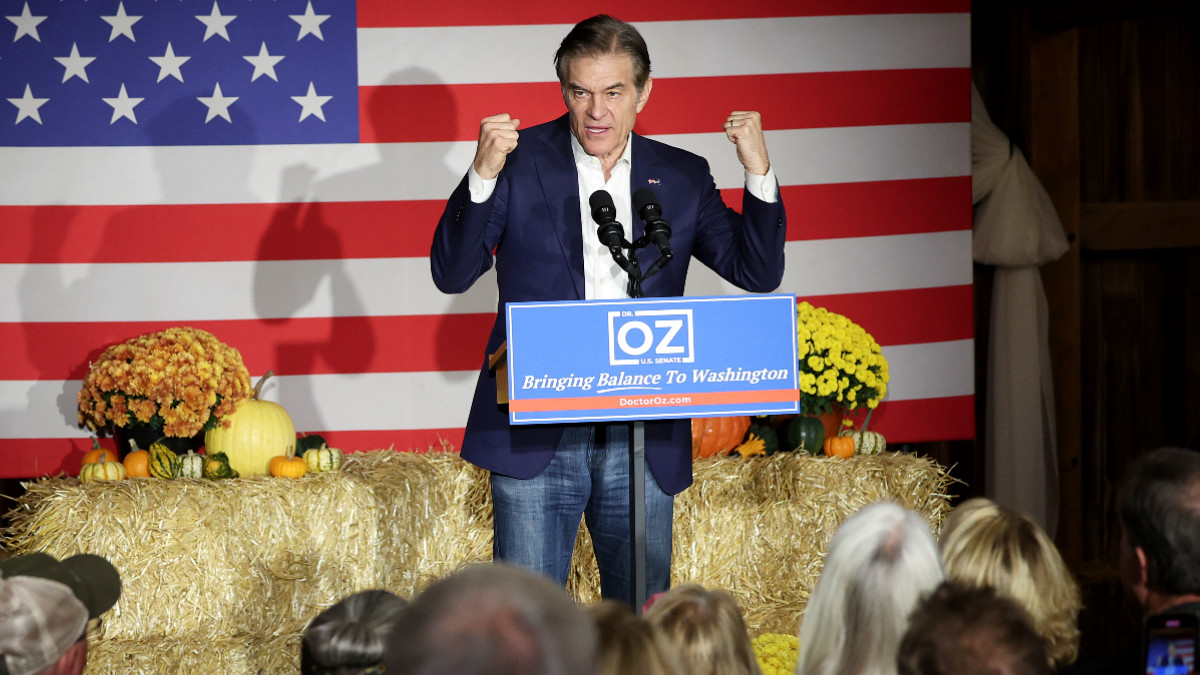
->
<box><xmin>589</xmin><ymin>189</ymin><xmax>626</xmax><ymax>252</ymax></box>
<box><xmin>633</xmin><ymin>188</ymin><xmax>673</xmax><ymax>277</ymax></box>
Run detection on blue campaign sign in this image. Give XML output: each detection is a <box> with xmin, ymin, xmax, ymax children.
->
<box><xmin>505</xmin><ymin>294</ymin><xmax>800</xmax><ymax>424</ymax></box>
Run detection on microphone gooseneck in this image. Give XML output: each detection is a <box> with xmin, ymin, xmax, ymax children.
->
<box><xmin>589</xmin><ymin>189</ymin><xmax>642</xmax><ymax>297</ymax></box>
<box><xmin>632</xmin><ymin>187</ymin><xmax>674</xmax><ymax>282</ymax></box>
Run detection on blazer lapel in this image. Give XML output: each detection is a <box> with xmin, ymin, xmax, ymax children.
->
<box><xmin>532</xmin><ymin>116</ymin><xmax>585</xmax><ymax>299</ymax></box>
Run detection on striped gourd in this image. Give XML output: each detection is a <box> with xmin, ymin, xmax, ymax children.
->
<box><xmin>80</xmin><ymin>459</ymin><xmax>126</xmax><ymax>482</ymax></box>
<box><xmin>178</xmin><ymin>450</ymin><xmax>204</xmax><ymax>479</ymax></box>
<box><xmin>202</xmin><ymin>452</ymin><xmax>239</xmax><ymax>480</ymax></box>
<box><xmin>303</xmin><ymin>444</ymin><xmax>344</xmax><ymax>473</ymax></box>
<box><xmin>149</xmin><ymin>441</ymin><xmax>180</xmax><ymax>479</ymax></box>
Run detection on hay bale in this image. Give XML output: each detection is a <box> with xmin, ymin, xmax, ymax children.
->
<box><xmin>2</xmin><ymin>449</ymin><xmax>951</xmax><ymax>674</ymax></box>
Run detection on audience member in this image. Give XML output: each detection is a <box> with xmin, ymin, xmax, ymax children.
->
<box><xmin>0</xmin><ymin>573</ymin><xmax>88</xmax><ymax>675</ymax></box>
<box><xmin>302</xmin><ymin>589</ymin><xmax>408</xmax><ymax>675</ymax></box>
<box><xmin>644</xmin><ymin>583</ymin><xmax>761</xmax><ymax>675</ymax></box>
<box><xmin>897</xmin><ymin>582</ymin><xmax>1050</xmax><ymax>675</ymax></box>
<box><xmin>588</xmin><ymin>600</ymin><xmax>684</xmax><ymax>675</ymax></box>
<box><xmin>939</xmin><ymin>497</ymin><xmax>1082</xmax><ymax>668</ymax></box>
<box><xmin>383</xmin><ymin>562</ymin><xmax>597</xmax><ymax>675</ymax></box>
<box><xmin>0</xmin><ymin>552</ymin><xmax>122</xmax><ymax>675</ymax></box>
<box><xmin>795</xmin><ymin>501</ymin><xmax>944</xmax><ymax>675</ymax></box>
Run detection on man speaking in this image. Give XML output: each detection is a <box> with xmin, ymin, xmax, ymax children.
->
<box><xmin>430</xmin><ymin>15</ymin><xmax>786</xmax><ymax>604</ymax></box>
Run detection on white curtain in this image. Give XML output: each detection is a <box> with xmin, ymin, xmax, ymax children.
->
<box><xmin>971</xmin><ymin>83</ymin><xmax>1070</xmax><ymax>535</ymax></box>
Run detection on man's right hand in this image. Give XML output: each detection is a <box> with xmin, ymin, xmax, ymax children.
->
<box><xmin>473</xmin><ymin>113</ymin><xmax>521</xmax><ymax>180</ymax></box>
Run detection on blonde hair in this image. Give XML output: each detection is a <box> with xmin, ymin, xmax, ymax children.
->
<box><xmin>588</xmin><ymin>600</ymin><xmax>684</xmax><ymax>675</ymax></box>
<box><xmin>644</xmin><ymin>584</ymin><xmax>762</xmax><ymax>675</ymax></box>
<box><xmin>796</xmin><ymin>501</ymin><xmax>944</xmax><ymax>675</ymax></box>
<box><xmin>938</xmin><ymin>498</ymin><xmax>1081</xmax><ymax>668</ymax></box>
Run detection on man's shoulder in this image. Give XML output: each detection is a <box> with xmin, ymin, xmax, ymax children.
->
<box><xmin>634</xmin><ymin>133</ymin><xmax>710</xmax><ymax>172</ymax></box>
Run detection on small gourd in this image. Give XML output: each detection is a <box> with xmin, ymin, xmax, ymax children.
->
<box><xmin>842</xmin><ymin>409</ymin><xmax>887</xmax><ymax>455</ymax></box>
<box><xmin>80</xmin><ymin>458</ymin><xmax>127</xmax><ymax>482</ymax></box>
<box><xmin>303</xmin><ymin>443</ymin><xmax>344</xmax><ymax>473</ymax></box>
<box><xmin>122</xmin><ymin>440</ymin><xmax>152</xmax><ymax>478</ymax></box>
<box><xmin>733</xmin><ymin>434</ymin><xmax>768</xmax><ymax>458</ymax></box>
<box><xmin>148</xmin><ymin>440</ymin><xmax>180</xmax><ymax>479</ymax></box>
<box><xmin>82</xmin><ymin>437</ymin><xmax>118</xmax><ymax>465</ymax></box>
<box><xmin>269</xmin><ymin>447</ymin><xmax>308</xmax><ymax>479</ymax></box>
<box><xmin>202</xmin><ymin>452</ymin><xmax>239</xmax><ymax>480</ymax></box>
<box><xmin>178</xmin><ymin>450</ymin><xmax>205</xmax><ymax>479</ymax></box>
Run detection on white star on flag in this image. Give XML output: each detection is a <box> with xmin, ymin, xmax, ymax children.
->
<box><xmin>55</xmin><ymin>43</ymin><xmax>95</xmax><ymax>83</ymax></box>
<box><xmin>102</xmin><ymin>84</ymin><xmax>143</xmax><ymax>125</ymax></box>
<box><xmin>291</xmin><ymin>82</ymin><xmax>332</xmax><ymax>122</ymax></box>
<box><xmin>197</xmin><ymin>82</ymin><xmax>237</xmax><ymax>123</ymax></box>
<box><xmin>149</xmin><ymin>42</ymin><xmax>189</xmax><ymax>83</ymax></box>
<box><xmin>6</xmin><ymin>2</ymin><xmax>46</xmax><ymax>43</ymax></box>
<box><xmin>244</xmin><ymin>42</ymin><xmax>284</xmax><ymax>82</ymax></box>
<box><xmin>8</xmin><ymin>84</ymin><xmax>48</xmax><ymax>125</ymax></box>
<box><xmin>290</xmin><ymin>2</ymin><xmax>329</xmax><ymax>42</ymax></box>
<box><xmin>196</xmin><ymin>2</ymin><xmax>236</xmax><ymax>43</ymax></box>
<box><xmin>101</xmin><ymin>2</ymin><xmax>142</xmax><ymax>43</ymax></box>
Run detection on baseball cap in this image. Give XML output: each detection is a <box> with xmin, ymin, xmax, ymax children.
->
<box><xmin>0</xmin><ymin>573</ymin><xmax>89</xmax><ymax>675</ymax></box>
<box><xmin>0</xmin><ymin>552</ymin><xmax>121</xmax><ymax>620</ymax></box>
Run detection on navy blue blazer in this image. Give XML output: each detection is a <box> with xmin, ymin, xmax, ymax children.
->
<box><xmin>431</xmin><ymin>115</ymin><xmax>786</xmax><ymax>495</ymax></box>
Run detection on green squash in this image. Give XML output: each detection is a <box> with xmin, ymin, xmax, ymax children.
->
<box><xmin>747</xmin><ymin>422</ymin><xmax>781</xmax><ymax>455</ymax></box>
<box><xmin>295</xmin><ymin>433</ymin><xmax>328</xmax><ymax>454</ymax></box>
<box><xmin>202</xmin><ymin>452</ymin><xmax>239</xmax><ymax>480</ymax></box>
<box><xmin>785</xmin><ymin>416</ymin><xmax>826</xmax><ymax>455</ymax></box>
<box><xmin>148</xmin><ymin>441</ymin><xmax>180</xmax><ymax>479</ymax></box>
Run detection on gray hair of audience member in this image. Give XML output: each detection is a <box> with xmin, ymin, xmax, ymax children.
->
<box><xmin>796</xmin><ymin>501</ymin><xmax>945</xmax><ymax>675</ymax></box>
<box><xmin>1119</xmin><ymin>447</ymin><xmax>1200</xmax><ymax>596</ymax></box>
<box><xmin>896</xmin><ymin>582</ymin><xmax>1050</xmax><ymax>675</ymax></box>
<box><xmin>553</xmin><ymin>14</ymin><xmax>652</xmax><ymax>93</ymax></box>
<box><xmin>303</xmin><ymin>589</ymin><xmax>408</xmax><ymax>674</ymax></box>
<box><xmin>589</xmin><ymin>600</ymin><xmax>685</xmax><ymax>675</ymax></box>
<box><xmin>644</xmin><ymin>583</ymin><xmax>762</xmax><ymax>675</ymax></box>
<box><xmin>383</xmin><ymin>562</ymin><xmax>598</xmax><ymax>675</ymax></box>
<box><xmin>0</xmin><ymin>573</ymin><xmax>89</xmax><ymax>675</ymax></box>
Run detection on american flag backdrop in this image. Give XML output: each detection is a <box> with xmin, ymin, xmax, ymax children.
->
<box><xmin>0</xmin><ymin>0</ymin><xmax>973</xmax><ymax>478</ymax></box>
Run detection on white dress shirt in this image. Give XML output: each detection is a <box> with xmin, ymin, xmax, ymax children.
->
<box><xmin>468</xmin><ymin>131</ymin><xmax>778</xmax><ymax>299</ymax></box>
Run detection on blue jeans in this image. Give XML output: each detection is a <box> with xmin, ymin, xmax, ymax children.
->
<box><xmin>491</xmin><ymin>423</ymin><xmax>674</xmax><ymax>606</ymax></box>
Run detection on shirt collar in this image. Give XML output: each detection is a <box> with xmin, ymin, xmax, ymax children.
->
<box><xmin>570</xmin><ymin>131</ymin><xmax>633</xmax><ymax>171</ymax></box>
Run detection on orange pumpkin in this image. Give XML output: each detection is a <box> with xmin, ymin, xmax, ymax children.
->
<box><xmin>691</xmin><ymin>416</ymin><xmax>751</xmax><ymax>458</ymax></box>
<box><xmin>82</xmin><ymin>437</ymin><xmax>118</xmax><ymax>465</ymax></box>
<box><xmin>823</xmin><ymin>435</ymin><xmax>855</xmax><ymax>459</ymax></box>
<box><xmin>122</xmin><ymin>449</ymin><xmax>152</xmax><ymax>478</ymax></box>
<box><xmin>269</xmin><ymin>452</ymin><xmax>308</xmax><ymax>478</ymax></box>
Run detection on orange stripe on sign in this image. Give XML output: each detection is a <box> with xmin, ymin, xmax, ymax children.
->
<box><xmin>510</xmin><ymin>389</ymin><xmax>800</xmax><ymax>413</ymax></box>
<box><xmin>360</xmin><ymin>69</ymin><xmax>971</xmax><ymax>144</ymax></box>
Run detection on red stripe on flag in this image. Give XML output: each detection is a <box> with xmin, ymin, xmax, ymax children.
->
<box><xmin>1</xmin><ymin>177</ymin><xmax>968</xmax><ymax>264</ymax></box>
<box><xmin>0</xmin><ymin>430</ymin><xmax>466</xmax><ymax>479</ymax></box>
<box><xmin>0</xmin><ymin>314</ymin><xmax>496</xmax><ymax>381</ymax></box>
<box><xmin>0</xmin><ymin>287</ymin><xmax>970</xmax><ymax>381</ymax></box>
<box><xmin>360</xmin><ymin>69</ymin><xmax>971</xmax><ymax>143</ymax></box>
<box><xmin>862</xmin><ymin>394</ymin><xmax>975</xmax><ymax>442</ymax></box>
<box><xmin>357</xmin><ymin>0</ymin><xmax>970</xmax><ymax>27</ymax></box>
<box><xmin>801</xmin><ymin>285</ymin><xmax>974</xmax><ymax>345</ymax></box>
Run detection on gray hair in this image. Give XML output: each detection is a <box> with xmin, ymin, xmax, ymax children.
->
<box><xmin>796</xmin><ymin>502</ymin><xmax>945</xmax><ymax>675</ymax></box>
<box><xmin>553</xmin><ymin>15</ymin><xmax>651</xmax><ymax>93</ymax></box>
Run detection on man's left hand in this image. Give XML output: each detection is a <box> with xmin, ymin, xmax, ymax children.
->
<box><xmin>724</xmin><ymin>111</ymin><xmax>770</xmax><ymax>176</ymax></box>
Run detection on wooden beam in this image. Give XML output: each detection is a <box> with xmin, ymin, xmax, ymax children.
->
<box><xmin>1032</xmin><ymin>0</ymin><xmax>1197</xmax><ymax>28</ymax></box>
<box><xmin>1080</xmin><ymin>202</ymin><xmax>1200</xmax><ymax>250</ymax></box>
<box><xmin>1028</xmin><ymin>26</ymin><xmax>1084</xmax><ymax>568</ymax></box>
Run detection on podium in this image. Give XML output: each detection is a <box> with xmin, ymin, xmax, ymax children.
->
<box><xmin>497</xmin><ymin>294</ymin><xmax>799</xmax><ymax>610</ymax></box>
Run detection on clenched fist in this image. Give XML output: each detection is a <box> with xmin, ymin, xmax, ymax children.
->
<box><xmin>473</xmin><ymin>113</ymin><xmax>521</xmax><ymax>180</ymax></box>
<box><xmin>723</xmin><ymin>111</ymin><xmax>770</xmax><ymax>176</ymax></box>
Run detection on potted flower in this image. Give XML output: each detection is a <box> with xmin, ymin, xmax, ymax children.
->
<box><xmin>77</xmin><ymin>327</ymin><xmax>253</xmax><ymax>455</ymax></box>
<box><xmin>795</xmin><ymin>301</ymin><xmax>889</xmax><ymax>436</ymax></box>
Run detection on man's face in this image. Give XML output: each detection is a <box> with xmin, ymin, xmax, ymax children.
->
<box><xmin>563</xmin><ymin>52</ymin><xmax>651</xmax><ymax>170</ymax></box>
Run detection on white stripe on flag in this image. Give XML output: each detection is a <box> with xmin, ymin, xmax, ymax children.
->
<box><xmin>2</xmin><ymin>339</ymin><xmax>972</xmax><ymax>439</ymax></box>
<box><xmin>0</xmin><ymin>124</ymin><xmax>969</xmax><ymax>206</ymax></box>
<box><xmin>357</xmin><ymin>14</ymin><xmax>971</xmax><ymax>86</ymax></box>
<box><xmin>2</xmin><ymin>234</ymin><xmax>968</xmax><ymax>322</ymax></box>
